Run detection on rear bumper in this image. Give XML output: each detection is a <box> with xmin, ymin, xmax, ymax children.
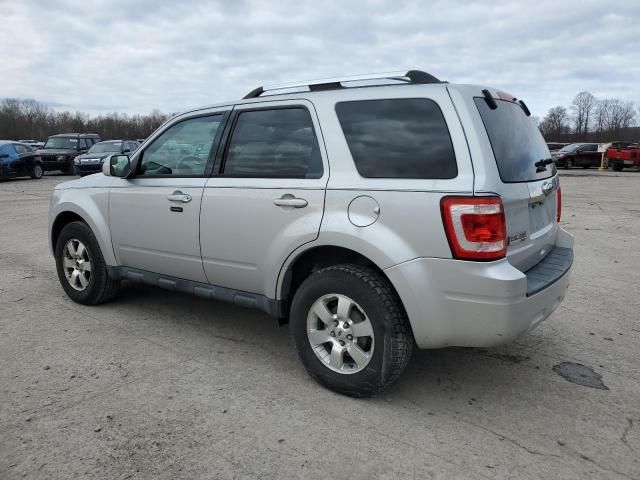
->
<box><xmin>385</xmin><ymin>227</ymin><xmax>574</xmax><ymax>349</ymax></box>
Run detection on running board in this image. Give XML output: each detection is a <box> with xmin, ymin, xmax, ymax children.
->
<box><xmin>107</xmin><ymin>266</ymin><xmax>285</xmax><ymax>319</ymax></box>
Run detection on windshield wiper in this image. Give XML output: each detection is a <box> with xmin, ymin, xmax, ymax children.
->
<box><xmin>534</xmin><ymin>158</ymin><xmax>553</xmax><ymax>172</ymax></box>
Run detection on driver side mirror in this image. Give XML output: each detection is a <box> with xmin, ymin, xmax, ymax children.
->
<box><xmin>105</xmin><ymin>154</ymin><xmax>131</xmax><ymax>177</ymax></box>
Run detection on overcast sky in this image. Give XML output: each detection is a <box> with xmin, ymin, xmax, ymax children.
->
<box><xmin>2</xmin><ymin>0</ymin><xmax>639</xmax><ymax>118</ymax></box>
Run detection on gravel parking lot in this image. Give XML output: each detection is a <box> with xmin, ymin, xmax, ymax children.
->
<box><xmin>1</xmin><ymin>170</ymin><xmax>639</xmax><ymax>479</ymax></box>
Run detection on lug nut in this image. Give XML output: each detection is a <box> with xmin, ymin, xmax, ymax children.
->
<box><xmin>347</xmin><ymin>334</ymin><xmax>353</xmax><ymax>341</ymax></box>
<box><xmin>339</xmin><ymin>340</ymin><xmax>345</xmax><ymax>346</ymax></box>
<box><xmin>330</xmin><ymin>331</ymin><xmax>335</xmax><ymax>337</ymax></box>
<box><xmin>334</xmin><ymin>320</ymin><xmax>339</xmax><ymax>327</ymax></box>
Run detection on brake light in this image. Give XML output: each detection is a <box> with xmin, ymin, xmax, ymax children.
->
<box><xmin>440</xmin><ymin>196</ymin><xmax>507</xmax><ymax>261</ymax></box>
<box><xmin>556</xmin><ymin>187</ymin><xmax>562</xmax><ymax>222</ymax></box>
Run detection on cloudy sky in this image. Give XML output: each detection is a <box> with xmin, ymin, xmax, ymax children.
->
<box><xmin>2</xmin><ymin>0</ymin><xmax>639</xmax><ymax>118</ymax></box>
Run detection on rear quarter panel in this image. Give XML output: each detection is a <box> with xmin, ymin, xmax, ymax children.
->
<box><xmin>275</xmin><ymin>84</ymin><xmax>475</xmax><ymax>298</ymax></box>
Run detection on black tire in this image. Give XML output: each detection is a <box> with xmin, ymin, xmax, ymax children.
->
<box><xmin>65</xmin><ymin>160</ymin><xmax>76</xmax><ymax>175</ymax></box>
<box><xmin>55</xmin><ymin>221</ymin><xmax>120</xmax><ymax>305</ymax></box>
<box><xmin>290</xmin><ymin>264</ymin><xmax>413</xmax><ymax>397</ymax></box>
<box><xmin>30</xmin><ymin>162</ymin><xmax>43</xmax><ymax>179</ymax></box>
<box><xmin>612</xmin><ymin>162</ymin><xmax>624</xmax><ymax>171</ymax></box>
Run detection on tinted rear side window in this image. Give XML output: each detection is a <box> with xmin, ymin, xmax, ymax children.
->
<box><xmin>475</xmin><ymin>98</ymin><xmax>555</xmax><ymax>182</ymax></box>
<box><xmin>223</xmin><ymin>108</ymin><xmax>322</xmax><ymax>179</ymax></box>
<box><xmin>335</xmin><ymin>98</ymin><xmax>457</xmax><ymax>179</ymax></box>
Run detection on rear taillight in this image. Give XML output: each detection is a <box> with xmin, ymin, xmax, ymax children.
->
<box><xmin>556</xmin><ymin>187</ymin><xmax>562</xmax><ymax>222</ymax></box>
<box><xmin>440</xmin><ymin>196</ymin><xmax>507</xmax><ymax>261</ymax></box>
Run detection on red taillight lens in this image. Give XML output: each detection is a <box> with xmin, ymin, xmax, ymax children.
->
<box><xmin>440</xmin><ymin>196</ymin><xmax>507</xmax><ymax>261</ymax></box>
<box><xmin>556</xmin><ymin>187</ymin><xmax>562</xmax><ymax>222</ymax></box>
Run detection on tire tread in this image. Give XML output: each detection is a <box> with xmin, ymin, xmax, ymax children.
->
<box><xmin>292</xmin><ymin>263</ymin><xmax>413</xmax><ymax>397</ymax></box>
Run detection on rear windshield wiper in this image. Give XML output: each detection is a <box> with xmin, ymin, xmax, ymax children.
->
<box><xmin>535</xmin><ymin>158</ymin><xmax>553</xmax><ymax>172</ymax></box>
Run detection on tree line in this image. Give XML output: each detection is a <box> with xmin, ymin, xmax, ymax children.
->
<box><xmin>0</xmin><ymin>98</ymin><xmax>170</xmax><ymax>142</ymax></box>
<box><xmin>3</xmin><ymin>94</ymin><xmax>638</xmax><ymax>146</ymax></box>
<box><xmin>538</xmin><ymin>92</ymin><xmax>638</xmax><ymax>143</ymax></box>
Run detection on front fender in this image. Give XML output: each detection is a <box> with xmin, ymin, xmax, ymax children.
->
<box><xmin>48</xmin><ymin>187</ymin><xmax>117</xmax><ymax>266</ymax></box>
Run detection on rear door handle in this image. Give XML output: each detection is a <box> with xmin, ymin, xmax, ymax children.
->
<box><xmin>273</xmin><ymin>195</ymin><xmax>308</xmax><ymax>208</ymax></box>
<box><xmin>167</xmin><ymin>191</ymin><xmax>192</xmax><ymax>203</ymax></box>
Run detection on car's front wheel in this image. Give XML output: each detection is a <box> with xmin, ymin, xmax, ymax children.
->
<box><xmin>290</xmin><ymin>264</ymin><xmax>413</xmax><ymax>397</ymax></box>
<box><xmin>30</xmin><ymin>163</ymin><xmax>43</xmax><ymax>179</ymax></box>
<box><xmin>55</xmin><ymin>221</ymin><xmax>120</xmax><ymax>305</ymax></box>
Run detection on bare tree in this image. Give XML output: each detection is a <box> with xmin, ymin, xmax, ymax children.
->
<box><xmin>0</xmin><ymin>98</ymin><xmax>169</xmax><ymax>141</ymax></box>
<box><xmin>539</xmin><ymin>106</ymin><xmax>570</xmax><ymax>140</ymax></box>
<box><xmin>571</xmin><ymin>91</ymin><xmax>596</xmax><ymax>139</ymax></box>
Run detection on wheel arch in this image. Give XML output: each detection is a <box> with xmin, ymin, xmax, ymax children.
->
<box><xmin>277</xmin><ymin>244</ymin><xmax>406</xmax><ymax>320</ymax></box>
<box><xmin>50</xmin><ymin>202</ymin><xmax>117</xmax><ymax>266</ymax></box>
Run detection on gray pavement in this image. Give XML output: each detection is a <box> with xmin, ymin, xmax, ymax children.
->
<box><xmin>1</xmin><ymin>170</ymin><xmax>639</xmax><ymax>479</ymax></box>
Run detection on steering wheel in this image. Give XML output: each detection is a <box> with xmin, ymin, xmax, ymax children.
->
<box><xmin>175</xmin><ymin>156</ymin><xmax>200</xmax><ymax>174</ymax></box>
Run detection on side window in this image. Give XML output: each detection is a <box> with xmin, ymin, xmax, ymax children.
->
<box><xmin>1</xmin><ymin>144</ymin><xmax>16</xmax><ymax>157</ymax></box>
<box><xmin>223</xmin><ymin>108</ymin><xmax>322</xmax><ymax>178</ymax></box>
<box><xmin>78</xmin><ymin>138</ymin><xmax>88</xmax><ymax>150</ymax></box>
<box><xmin>335</xmin><ymin>98</ymin><xmax>457</xmax><ymax>179</ymax></box>
<box><xmin>138</xmin><ymin>114</ymin><xmax>224</xmax><ymax>176</ymax></box>
<box><xmin>14</xmin><ymin>144</ymin><xmax>29</xmax><ymax>154</ymax></box>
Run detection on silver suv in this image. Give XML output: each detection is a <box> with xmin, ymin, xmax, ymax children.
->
<box><xmin>48</xmin><ymin>70</ymin><xmax>573</xmax><ymax>397</ymax></box>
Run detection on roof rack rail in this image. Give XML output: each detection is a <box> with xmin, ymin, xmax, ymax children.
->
<box><xmin>243</xmin><ymin>70</ymin><xmax>443</xmax><ymax>99</ymax></box>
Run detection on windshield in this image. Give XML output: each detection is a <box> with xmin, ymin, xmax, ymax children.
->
<box><xmin>474</xmin><ymin>98</ymin><xmax>555</xmax><ymax>182</ymax></box>
<box><xmin>558</xmin><ymin>143</ymin><xmax>582</xmax><ymax>153</ymax></box>
<box><xmin>89</xmin><ymin>141</ymin><xmax>121</xmax><ymax>153</ymax></box>
<box><xmin>44</xmin><ymin>137</ymin><xmax>78</xmax><ymax>149</ymax></box>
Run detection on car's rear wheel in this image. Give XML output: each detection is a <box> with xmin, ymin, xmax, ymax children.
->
<box><xmin>30</xmin><ymin>163</ymin><xmax>43</xmax><ymax>179</ymax></box>
<box><xmin>566</xmin><ymin>158</ymin><xmax>574</xmax><ymax>169</ymax></box>
<box><xmin>290</xmin><ymin>264</ymin><xmax>413</xmax><ymax>397</ymax></box>
<box><xmin>55</xmin><ymin>221</ymin><xmax>120</xmax><ymax>305</ymax></box>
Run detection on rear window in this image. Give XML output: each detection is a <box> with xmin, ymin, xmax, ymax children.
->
<box><xmin>475</xmin><ymin>98</ymin><xmax>555</xmax><ymax>182</ymax></box>
<box><xmin>335</xmin><ymin>98</ymin><xmax>457</xmax><ymax>179</ymax></box>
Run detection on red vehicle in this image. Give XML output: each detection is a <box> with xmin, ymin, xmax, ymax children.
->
<box><xmin>606</xmin><ymin>142</ymin><xmax>640</xmax><ymax>171</ymax></box>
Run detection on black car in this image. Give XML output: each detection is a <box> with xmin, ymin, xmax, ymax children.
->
<box><xmin>36</xmin><ymin>133</ymin><xmax>101</xmax><ymax>175</ymax></box>
<box><xmin>74</xmin><ymin>140</ymin><xmax>140</xmax><ymax>176</ymax></box>
<box><xmin>0</xmin><ymin>141</ymin><xmax>44</xmax><ymax>179</ymax></box>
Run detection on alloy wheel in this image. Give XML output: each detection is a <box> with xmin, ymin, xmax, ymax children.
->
<box><xmin>306</xmin><ymin>293</ymin><xmax>375</xmax><ymax>374</ymax></box>
<box><xmin>62</xmin><ymin>238</ymin><xmax>92</xmax><ymax>291</ymax></box>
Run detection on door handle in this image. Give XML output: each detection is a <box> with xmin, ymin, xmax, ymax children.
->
<box><xmin>167</xmin><ymin>191</ymin><xmax>192</xmax><ymax>203</ymax></box>
<box><xmin>273</xmin><ymin>195</ymin><xmax>308</xmax><ymax>208</ymax></box>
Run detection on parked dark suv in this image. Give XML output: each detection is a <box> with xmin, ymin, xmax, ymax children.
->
<box><xmin>74</xmin><ymin>140</ymin><xmax>140</xmax><ymax>176</ymax></box>
<box><xmin>37</xmin><ymin>133</ymin><xmax>101</xmax><ymax>175</ymax></box>
<box><xmin>551</xmin><ymin>142</ymin><xmax>601</xmax><ymax>168</ymax></box>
